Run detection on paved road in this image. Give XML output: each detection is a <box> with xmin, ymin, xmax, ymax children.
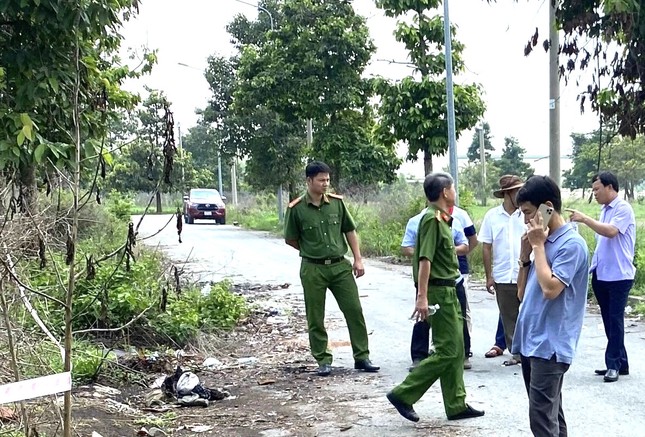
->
<box><xmin>138</xmin><ymin>215</ymin><xmax>645</xmax><ymax>437</ymax></box>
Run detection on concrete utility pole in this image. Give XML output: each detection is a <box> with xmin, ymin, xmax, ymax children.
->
<box><xmin>479</xmin><ymin>126</ymin><xmax>487</xmax><ymax>206</ymax></box>
<box><xmin>549</xmin><ymin>1</ymin><xmax>561</xmax><ymax>185</ymax></box>
<box><xmin>217</xmin><ymin>153</ymin><xmax>223</xmax><ymax>195</ymax></box>
<box><xmin>178</xmin><ymin>123</ymin><xmax>185</xmax><ymax>188</ymax></box>
<box><xmin>231</xmin><ymin>159</ymin><xmax>238</xmax><ymax>205</ymax></box>
<box><xmin>443</xmin><ymin>0</ymin><xmax>459</xmax><ymax>204</ymax></box>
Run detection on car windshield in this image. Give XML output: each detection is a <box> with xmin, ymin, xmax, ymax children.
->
<box><xmin>191</xmin><ymin>190</ymin><xmax>221</xmax><ymax>202</ymax></box>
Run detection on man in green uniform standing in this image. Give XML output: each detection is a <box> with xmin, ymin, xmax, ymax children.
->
<box><xmin>386</xmin><ymin>172</ymin><xmax>484</xmax><ymax>422</ymax></box>
<box><xmin>284</xmin><ymin>161</ymin><xmax>380</xmax><ymax>377</ymax></box>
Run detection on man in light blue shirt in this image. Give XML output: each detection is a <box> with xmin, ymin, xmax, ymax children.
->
<box><xmin>402</xmin><ymin>207</ymin><xmax>471</xmax><ymax>370</ymax></box>
<box><xmin>567</xmin><ymin>171</ymin><xmax>636</xmax><ymax>382</ymax></box>
<box><xmin>513</xmin><ymin>176</ymin><xmax>589</xmax><ymax>437</ymax></box>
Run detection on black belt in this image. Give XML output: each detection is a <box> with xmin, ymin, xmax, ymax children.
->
<box><xmin>302</xmin><ymin>256</ymin><xmax>345</xmax><ymax>265</ymax></box>
<box><xmin>429</xmin><ymin>278</ymin><xmax>456</xmax><ymax>287</ymax></box>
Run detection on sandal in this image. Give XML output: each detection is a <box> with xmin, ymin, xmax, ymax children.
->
<box><xmin>484</xmin><ymin>345</ymin><xmax>504</xmax><ymax>358</ymax></box>
<box><xmin>503</xmin><ymin>358</ymin><xmax>520</xmax><ymax>366</ymax></box>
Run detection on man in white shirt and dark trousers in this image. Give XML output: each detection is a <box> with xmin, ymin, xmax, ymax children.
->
<box><xmin>479</xmin><ymin>175</ymin><xmax>526</xmax><ymax>366</ymax></box>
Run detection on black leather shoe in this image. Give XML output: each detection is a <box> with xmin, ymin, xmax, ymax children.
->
<box><xmin>447</xmin><ymin>404</ymin><xmax>485</xmax><ymax>421</ymax></box>
<box><xmin>354</xmin><ymin>359</ymin><xmax>380</xmax><ymax>372</ymax></box>
<box><xmin>603</xmin><ymin>369</ymin><xmax>619</xmax><ymax>382</ymax></box>
<box><xmin>317</xmin><ymin>364</ymin><xmax>332</xmax><ymax>377</ymax></box>
<box><xmin>386</xmin><ymin>392</ymin><xmax>419</xmax><ymax>422</ymax></box>
<box><xmin>595</xmin><ymin>368</ymin><xmax>629</xmax><ymax>376</ymax></box>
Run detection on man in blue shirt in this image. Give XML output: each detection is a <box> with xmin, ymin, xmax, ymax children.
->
<box><xmin>513</xmin><ymin>176</ymin><xmax>589</xmax><ymax>437</ymax></box>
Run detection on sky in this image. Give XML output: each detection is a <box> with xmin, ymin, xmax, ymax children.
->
<box><xmin>119</xmin><ymin>0</ymin><xmax>599</xmax><ymax>179</ymax></box>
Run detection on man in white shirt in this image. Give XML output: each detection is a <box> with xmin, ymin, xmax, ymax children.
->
<box><xmin>479</xmin><ymin>175</ymin><xmax>526</xmax><ymax>366</ymax></box>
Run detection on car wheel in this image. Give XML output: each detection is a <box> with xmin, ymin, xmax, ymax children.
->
<box><xmin>187</xmin><ymin>215</ymin><xmax>195</xmax><ymax>224</ymax></box>
<box><xmin>184</xmin><ymin>214</ymin><xmax>188</xmax><ymax>224</ymax></box>
<box><xmin>218</xmin><ymin>218</ymin><xmax>226</xmax><ymax>225</ymax></box>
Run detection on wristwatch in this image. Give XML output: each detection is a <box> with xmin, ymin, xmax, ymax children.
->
<box><xmin>518</xmin><ymin>259</ymin><xmax>531</xmax><ymax>268</ymax></box>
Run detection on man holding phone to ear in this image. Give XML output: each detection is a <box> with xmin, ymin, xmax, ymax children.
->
<box><xmin>513</xmin><ymin>175</ymin><xmax>588</xmax><ymax>437</ymax></box>
<box><xmin>479</xmin><ymin>175</ymin><xmax>526</xmax><ymax>366</ymax></box>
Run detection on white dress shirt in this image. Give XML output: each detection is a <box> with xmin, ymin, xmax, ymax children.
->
<box><xmin>478</xmin><ymin>205</ymin><xmax>525</xmax><ymax>283</ymax></box>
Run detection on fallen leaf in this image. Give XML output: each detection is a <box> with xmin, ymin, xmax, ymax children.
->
<box><xmin>0</xmin><ymin>406</ymin><xmax>17</xmax><ymax>423</ymax></box>
<box><xmin>340</xmin><ymin>424</ymin><xmax>353</xmax><ymax>431</ymax></box>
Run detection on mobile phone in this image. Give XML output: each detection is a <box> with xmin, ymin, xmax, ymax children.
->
<box><xmin>537</xmin><ymin>203</ymin><xmax>554</xmax><ymax>230</ymax></box>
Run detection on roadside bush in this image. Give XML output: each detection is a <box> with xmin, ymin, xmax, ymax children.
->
<box><xmin>106</xmin><ymin>189</ymin><xmax>135</xmax><ymax>221</ymax></box>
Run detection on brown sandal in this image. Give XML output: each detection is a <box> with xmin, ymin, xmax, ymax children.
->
<box><xmin>484</xmin><ymin>345</ymin><xmax>504</xmax><ymax>358</ymax></box>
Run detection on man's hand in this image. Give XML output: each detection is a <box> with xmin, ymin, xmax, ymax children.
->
<box><xmin>565</xmin><ymin>208</ymin><xmax>589</xmax><ymax>224</ymax></box>
<box><xmin>411</xmin><ymin>294</ymin><xmax>429</xmax><ymax>321</ymax></box>
<box><xmin>353</xmin><ymin>258</ymin><xmax>365</xmax><ymax>278</ymax></box>
<box><xmin>520</xmin><ymin>232</ymin><xmax>532</xmax><ymax>261</ymax></box>
<box><xmin>485</xmin><ymin>277</ymin><xmax>496</xmax><ymax>295</ymax></box>
<box><xmin>527</xmin><ymin>211</ymin><xmax>548</xmax><ymax>247</ymax></box>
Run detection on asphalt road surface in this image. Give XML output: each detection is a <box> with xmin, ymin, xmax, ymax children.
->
<box><xmin>137</xmin><ymin>215</ymin><xmax>645</xmax><ymax>437</ymax></box>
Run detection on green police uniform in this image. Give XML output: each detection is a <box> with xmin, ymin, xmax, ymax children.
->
<box><xmin>284</xmin><ymin>192</ymin><xmax>370</xmax><ymax>365</ymax></box>
<box><xmin>390</xmin><ymin>205</ymin><xmax>468</xmax><ymax>417</ymax></box>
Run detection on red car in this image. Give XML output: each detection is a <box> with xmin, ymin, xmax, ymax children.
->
<box><xmin>183</xmin><ymin>188</ymin><xmax>226</xmax><ymax>224</ymax></box>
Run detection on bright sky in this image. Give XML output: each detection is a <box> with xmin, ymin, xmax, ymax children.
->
<box><xmin>121</xmin><ymin>0</ymin><xmax>598</xmax><ymax>178</ymax></box>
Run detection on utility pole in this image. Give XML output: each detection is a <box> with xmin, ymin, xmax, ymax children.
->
<box><xmin>479</xmin><ymin>126</ymin><xmax>487</xmax><ymax>206</ymax></box>
<box><xmin>178</xmin><ymin>123</ymin><xmax>185</xmax><ymax>189</ymax></box>
<box><xmin>217</xmin><ymin>153</ymin><xmax>223</xmax><ymax>196</ymax></box>
<box><xmin>443</xmin><ymin>0</ymin><xmax>459</xmax><ymax>204</ymax></box>
<box><xmin>549</xmin><ymin>1</ymin><xmax>561</xmax><ymax>185</ymax></box>
<box><xmin>231</xmin><ymin>158</ymin><xmax>238</xmax><ymax>205</ymax></box>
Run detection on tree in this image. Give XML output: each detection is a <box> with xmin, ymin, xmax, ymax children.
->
<box><xmin>467</xmin><ymin>121</ymin><xmax>494</xmax><ymax>162</ymax></box>
<box><xmin>373</xmin><ymin>0</ymin><xmax>485</xmax><ymax>175</ymax></box>
<box><xmin>180</xmin><ymin>124</ymin><xmax>229</xmax><ymax>191</ymax></box>
<box><xmin>313</xmin><ymin>107</ymin><xmax>400</xmax><ymax>190</ymax></box>
<box><xmin>0</xmin><ymin>0</ymin><xmax>151</xmax><ymax>213</ymax></box>
<box><xmin>459</xmin><ymin>160</ymin><xmax>501</xmax><ymax>204</ymax></box>
<box><xmin>504</xmin><ymin>0</ymin><xmax>645</xmax><ymax>138</ymax></box>
<box><xmin>494</xmin><ymin>137</ymin><xmax>534</xmax><ymax>180</ymax></box>
<box><xmin>562</xmin><ymin>132</ymin><xmax>600</xmax><ymax>197</ymax></box>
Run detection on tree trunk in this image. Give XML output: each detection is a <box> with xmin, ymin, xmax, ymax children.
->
<box><xmin>19</xmin><ymin>162</ymin><xmax>37</xmax><ymax>215</ymax></box>
<box><xmin>288</xmin><ymin>181</ymin><xmax>298</xmax><ymax>201</ymax></box>
<box><xmin>423</xmin><ymin>149</ymin><xmax>433</xmax><ymax>176</ymax></box>
<box><xmin>155</xmin><ymin>191</ymin><xmax>162</xmax><ymax>213</ymax></box>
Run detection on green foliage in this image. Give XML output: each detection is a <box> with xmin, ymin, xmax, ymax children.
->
<box><xmin>494</xmin><ymin>137</ymin><xmax>534</xmax><ymax>180</ymax></box>
<box><xmin>459</xmin><ymin>160</ymin><xmax>502</xmax><ymax>205</ymax></box>
<box><xmin>154</xmin><ymin>281</ymin><xmax>248</xmax><ymax>344</ymax></box>
<box><xmin>564</xmin><ymin>130</ymin><xmax>645</xmax><ymax>200</ymax></box>
<box><xmin>467</xmin><ymin>121</ymin><xmax>494</xmax><ymax>162</ymax></box>
<box><xmin>0</xmin><ymin>0</ymin><xmax>153</xmax><ymax>210</ymax></box>
<box><xmin>373</xmin><ymin>1</ymin><xmax>485</xmax><ymax>175</ymax></box>
<box><xmin>106</xmin><ymin>190</ymin><xmax>134</xmax><ymax>221</ymax></box>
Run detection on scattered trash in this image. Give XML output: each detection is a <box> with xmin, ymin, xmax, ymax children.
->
<box><xmin>188</xmin><ymin>425</ymin><xmax>214</xmax><ymax>432</ymax></box>
<box><xmin>257</xmin><ymin>379</ymin><xmax>276</xmax><ymax>386</ymax></box>
<box><xmin>151</xmin><ymin>375</ymin><xmax>167</xmax><ymax>389</ymax></box>
<box><xmin>91</xmin><ymin>432</ymin><xmax>104</xmax><ymax>437</ymax></box>
<box><xmin>177</xmin><ymin>394</ymin><xmax>208</xmax><ymax>407</ymax></box>
<box><xmin>161</xmin><ymin>366</ymin><xmax>230</xmax><ymax>406</ymax></box>
<box><xmin>625</xmin><ymin>305</ymin><xmax>633</xmax><ymax>314</ymax></box>
<box><xmin>137</xmin><ymin>427</ymin><xmax>167</xmax><ymax>437</ymax></box>
<box><xmin>177</xmin><ymin>372</ymin><xmax>200</xmax><ymax>396</ymax></box>
<box><xmin>202</xmin><ymin>357</ymin><xmax>222</xmax><ymax>369</ymax></box>
<box><xmin>237</xmin><ymin>357</ymin><xmax>258</xmax><ymax>366</ymax></box>
<box><xmin>340</xmin><ymin>424</ymin><xmax>353</xmax><ymax>432</ymax></box>
<box><xmin>267</xmin><ymin>316</ymin><xmax>289</xmax><ymax>325</ymax></box>
<box><xmin>0</xmin><ymin>406</ymin><xmax>17</xmax><ymax>423</ymax></box>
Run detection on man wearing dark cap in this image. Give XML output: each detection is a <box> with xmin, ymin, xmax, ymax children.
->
<box><xmin>478</xmin><ymin>175</ymin><xmax>526</xmax><ymax>366</ymax></box>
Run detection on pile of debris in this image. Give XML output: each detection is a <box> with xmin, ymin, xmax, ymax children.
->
<box><xmin>158</xmin><ymin>366</ymin><xmax>230</xmax><ymax>407</ymax></box>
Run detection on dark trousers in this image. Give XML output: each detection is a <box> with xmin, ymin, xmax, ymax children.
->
<box><xmin>592</xmin><ymin>272</ymin><xmax>633</xmax><ymax>372</ymax></box>
<box><xmin>521</xmin><ymin>355</ymin><xmax>570</xmax><ymax>437</ymax></box>
<box><xmin>495</xmin><ymin>314</ymin><xmax>506</xmax><ymax>350</ymax></box>
<box><xmin>410</xmin><ymin>280</ymin><xmax>470</xmax><ymax>362</ymax></box>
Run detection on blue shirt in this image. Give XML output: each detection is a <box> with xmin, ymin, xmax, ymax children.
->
<box><xmin>452</xmin><ymin>206</ymin><xmax>476</xmax><ymax>275</ymax></box>
<box><xmin>402</xmin><ymin>208</ymin><xmax>467</xmax><ymax>283</ymax></box>
<box><xmin>590</xmin><ymin>196</ymin><xmax>636</xmax><ymax>281</ymax></box>
<box><xmin>511</xmin><ymin>223</ymin><xmax>589</xmax><ymax>365</ymax></box>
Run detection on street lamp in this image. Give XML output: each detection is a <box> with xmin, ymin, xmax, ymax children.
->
<box><xmin>443</xmin><ymin>0</ymin><xmax>459</xmax><ymax>204</ymax></box>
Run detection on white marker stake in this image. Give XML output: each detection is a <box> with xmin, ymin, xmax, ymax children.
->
<box><xmin>0</xmin><ymin>372</ymin><xmax>71</xmax><ymax>404</ymax></box>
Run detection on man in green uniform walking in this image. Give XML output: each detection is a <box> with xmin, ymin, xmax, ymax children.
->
<box><xmin>386</xmin><ymin>172</ymin><xmax>484</xmax><ymax>422</ymax></box>
<box><xmin>284</xmin><ymin>161</ymin><xmax>380</xmax><ymax>377</ymax></box>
